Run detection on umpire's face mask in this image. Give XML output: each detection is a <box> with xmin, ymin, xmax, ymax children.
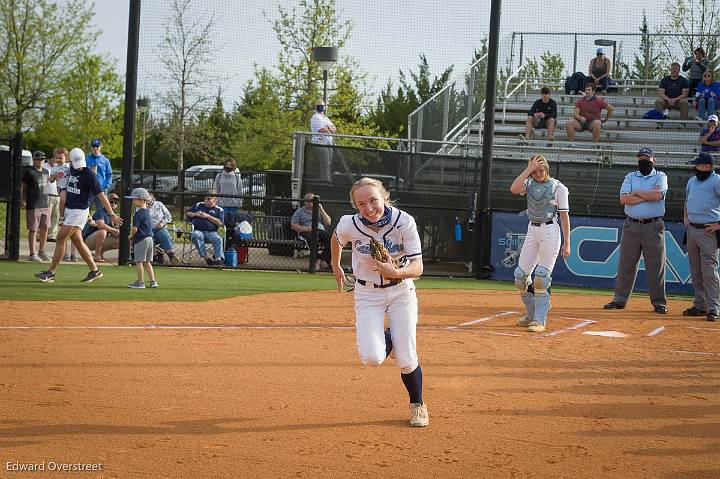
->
<box><xmin>638</xmin><ymin>159</ymin><xmax>654</xmax><ymax>176</ymax></box>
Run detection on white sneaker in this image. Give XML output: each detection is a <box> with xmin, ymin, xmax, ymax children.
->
<box><xmin>29</xmin><ymin>254</ymin><xmax>42</xmax><ymax>262</ymax></box>
<box><xmin>527</xmin><ymin>321</ymin><xmax>546</xmax><ymax>333</ymax></box>
<box><xmin>38</xmin><ymin>251</ymin><xmax>52</xmax><ymax>262</ymax></box>
<box><xmin>516</xmin><ymin>316</ymin><xmax>534</xmax><ymax>326</ymax></box>
<box><xmin>409</xmin><ymin>403</ymin><xmax>429</xmax><ymax>427</ymax></box>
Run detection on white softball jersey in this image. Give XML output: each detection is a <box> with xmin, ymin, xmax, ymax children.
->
<box><xmin>334</xmin><ymin>206</ymin><xmax>423</xmax><ymax>285</ymax></box>
<box><xmin>334</xmin><ymin>206</ymin><xmax>423</xmax><ymax>373</ymax></box>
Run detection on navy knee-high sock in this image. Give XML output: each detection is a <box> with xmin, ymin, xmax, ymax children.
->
<box><xmin>401</xmin><ymin>365</ymin><xmax>423</xmax><ymax>404</ymax></box>
<box><xmin>384</xmin><ymin>328</ymin><xmax>393</xmax><ymax>357</ymax></box>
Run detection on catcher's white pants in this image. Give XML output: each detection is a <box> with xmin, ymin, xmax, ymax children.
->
<box><xmin>353</xmin><ymin>279</ymin><xmax>418</xmax><ymax>373</ymax></box>
<box><xmin>518</xmin><ymin>221</ymin><xmax>561</xmax><ymax>273</ymax></box>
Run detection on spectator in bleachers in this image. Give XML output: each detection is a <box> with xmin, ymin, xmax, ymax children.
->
<box><xmin>147</xmin><ymin>193</ymin><xmax>179</xmax><ymax>265</ymax></box>
<box><xmin>695</xmin><ymin>70</ymin><xmax>720</xmax><ymax>120</ymax></box>
<box><xmin>291</xmin><ymin>192</ymin><xmax>332</xmax><ymax>270</ymax></box>
<box><xmin>683</xmin><ymin>47</ymin><xmax>709</xmax><ymax>97</ymax></box>
<box><xmin>566</xmin><ymin>83</ymin><xmax>614</xmax><ymax>146</ymax></box>
<box><xmin>519</xmin><ymin>87</ymin><xmax>557</xmax><ymax>144</ymax></box>
<box><xmin>82</xmin><ymin>192</ymin><xmax>120</xmax><ymax>262</ymax></box>
<box><xmin>186</xmin><ymin>190</ymin><xmax>225</xmax><ymax>266</ymax></box>
<box><xmin>699</xmin><ymin>114</ymin><xmax>720</xmax><ymax>153</ymax></box>
<box><xmin>213</xmin><ymin>159</ymin><xmax>242</xmax><ymax>224</ymax></box>
<box><xmin>588</xmin><ymin>48</ymin><xmax>612</xmax><ymax>96</ymax></box>
<box><xmin>655</xmin><ymin>63</ymin><xmax>690</xmax><ymax>120</ymax></box>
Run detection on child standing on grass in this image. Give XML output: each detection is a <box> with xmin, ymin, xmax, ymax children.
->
<box><xmin>126</xmin><ymin>188</ymin><xmax>157</xmax><ymax>289</ymax></box>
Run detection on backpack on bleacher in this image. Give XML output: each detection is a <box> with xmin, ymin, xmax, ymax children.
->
<box><xmin>564</xmin><ymin>72</ymin><xmax>586</xmax><ymax>94</ymax></box>
<box><xmin>643</xmin><ymin>108</ymin><xmax>665</xmax><ymax>120</ymax></box>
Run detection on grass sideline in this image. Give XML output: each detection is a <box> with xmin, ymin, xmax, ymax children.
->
<box><xmin>0</xmin><ymin>261</ymin><xmax>680</xmax><ymax>302</ymax></box>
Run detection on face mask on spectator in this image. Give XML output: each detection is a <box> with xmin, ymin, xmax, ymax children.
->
<box><xmin>695</xmin><ymin>168</ymin><xmax>713</xmax><ymax>181</ymax></box>
<box><xmin>224</xmin><ymin>166</ymin><xmax>233</xmax><ymax>172</ymax></box>
<box><xmin>316</xmin><ymin>104</ymin><xmax>325</xmax><ymax>113</ymax></box>
<box><xmin>637</xmin><ymin>160</ymin><xmax>653</xmax><ymax>176</ymax></box>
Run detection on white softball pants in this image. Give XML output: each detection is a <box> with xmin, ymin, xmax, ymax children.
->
<box><xmin>518</xmin><ymin>221</ymin><xmax>561</xmax><ymax>273</ymax></box>
<box><xmin>353</xmin><ymin>279</ymin><xmax>419</xmax><ymax>374</ymax></box>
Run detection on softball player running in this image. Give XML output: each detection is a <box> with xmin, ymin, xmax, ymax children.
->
<box><xmin>331</xmin><ymin>177</ymin><xmax>428</xmax><ymax>427</ymax></box>
<box><xmin>509</xmin><ymin>156</ymin><xmax>571</xmax><ymax>332</ymax></box>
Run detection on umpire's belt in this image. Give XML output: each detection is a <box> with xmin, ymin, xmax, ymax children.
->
<box><xmin>530</xmin><ymin>220</ymin><xmax>554</xmax><ymax>227</ymax></box>
<box><xmin>627</xmin><ymin>216</ymin><xmax>661</xmax><ymax>224</ymax></box>
<box><xmin>357</xmin><ymin>279</ymin><xmax>402</xmax><ymax>289</ymax></box>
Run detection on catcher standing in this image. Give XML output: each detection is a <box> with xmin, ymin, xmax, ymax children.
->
<box><xmin>510</xmin><ymin>156</ymin><xmax>571</xmax><ymax>332</ymax></box>
<box><xmin>331</xmin><ymin>177</ymin><xmax>428</xmax><ymax>427</ymax></box>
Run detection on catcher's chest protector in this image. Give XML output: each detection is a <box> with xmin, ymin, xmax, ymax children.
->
<box><xmin>526</xmin><ymin>178</ymin><xmax>559</xmax><ymax>223</ymax></box>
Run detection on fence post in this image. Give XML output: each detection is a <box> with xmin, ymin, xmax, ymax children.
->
<box><xmin>573</xmin><ymin>34</ymin><xmax>578</xmax><ymax>74</ymax></box>
<box><xmin>442</xmin><ymin>89</ymin><xmax>450</xmax><ymax>141</ymax></box>
<box><xmin>308</xmin><ymin>195</ymin><xmax>319</xmax><ymax>273</ymax></box>
<box><xmin>416</xmin><ymin>109</ymin><xmax>424</xmax><ymax>153</ymax></box>
<box><xmin>8</xmin><ymin>132</ymin><xmax>23</xmax><ymax>261</ymax></box>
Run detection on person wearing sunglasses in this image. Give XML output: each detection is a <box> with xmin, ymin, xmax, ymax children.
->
<box><xmin>695</xmin><ymin>70</ymin><xmax>720</xmax><ymax>120</ymax></box>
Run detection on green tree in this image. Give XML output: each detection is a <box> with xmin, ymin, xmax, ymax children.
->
<box><xmin>230</xmin><ymin>69</ymin><xmax>302</xmax><ymax>170</ymax></box>
<box><xmin>27</xmin><ymin>49</ymin><xmax>124</xmax><ymax>160</ymax></box>
<box><xmin>658</xmin><ymin>0</ymin><xmax>720</xmax><ymax>69</ymax></box>
<box><xmin>0</xmin><ymin>0</ymin><xmax>94</xmax><ymax>134</ymax></box>
<box><xmin>624</xmin><ymin>13</ymin><xmax>665</xmax><ymax>81</ymax></box>
<box><xmin>158</xmin><ymin>0</ymin><xmax>215</xmax><ymax>175</ymax></box>
<box><xmin>269</xmin><ymin>0</ymin><xmax>351</xmax><ymax>114</ymax></box>
<box><xmin>369</xmin><ymin>55</ymin><xmax>454</xmax><ymax>138</ymax></box>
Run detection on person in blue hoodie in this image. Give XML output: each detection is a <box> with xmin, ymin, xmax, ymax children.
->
<box><xmin>695</xmin><ymin>70</ymin><xmax>720</xmax><ymax>120</ymax></box>
<box><xmin>85</xmin><ymin>138</ymin><xmax>113</xmax><ymax>209</ymax></box>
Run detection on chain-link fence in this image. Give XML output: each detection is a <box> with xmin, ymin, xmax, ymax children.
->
<box><xmin>298</xmin><ymin>138</ymin><xmax>696</xmax><ymax>276</ymax></box>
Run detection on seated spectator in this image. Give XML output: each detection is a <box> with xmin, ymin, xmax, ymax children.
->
<box><xmin>291</xmin><ymin>192</ymin><xmax>332</xmax><ymax>270</ymax></box>
<box><xmin>699</xmin><ymin>114</ymin><xmax>720</xmax><ymax>152</ymax></box>
<box><xmin>589</xmin><ymin>48</ymin><xmax>612</xmax><ymax>95</ymax></box>
<box><xmin>655</xmin><ymin>63</ymin><xmax>689</xmax><ymax>120</ymax></box>
<box><xmin>186</xmin><ymin>190</ymin><xmax>225</xmax><ymax>266</ymax></box>
<box><xmin>566</xmin><ymin>83</ymin><xmax>614</xmax><ymax>146</ymax></box>
<box><xmin>81</xmin><ymin>192</ymin><xmax>121</xmax><ymax>262</ymax></box>
<box><xmin>683</xmin><ymin>47</ymin><xmax>709</xmax><ymax>97</ymax></box>
<box><xmin>147</xmin><ymin>193</ymin><xmax>179</xmax><ymax>265</ymax></box>
<box><xmin>519</xmin><ymin>87</ymin><xmax>557</xmax><ymax>144</ymax></box>
<box><xmin>695</xmin><ymin>70</ymin><xmax>720</xmax><ymax>120</ymax></box>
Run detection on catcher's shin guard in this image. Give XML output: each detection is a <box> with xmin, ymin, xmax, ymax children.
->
<box><xmin>532</xmin><ymin>265</ymin><xmax>552</xmax><ymax>324</ymax></box>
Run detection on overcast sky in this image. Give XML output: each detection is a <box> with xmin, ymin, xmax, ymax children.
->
<box><xmin>89</xmin><ymin>0</ymin><xmax>669</xmax><ymax>106</ymax></box>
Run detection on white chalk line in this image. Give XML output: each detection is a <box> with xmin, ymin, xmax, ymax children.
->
<box><xmin>646</xmin><ymin>326</ymin><xmax>666</xmax><ymax>337</ymax></box>
<box><xmin>458</xmin><ymin>311</ymin><xmax>518</xmax><ymax>327</ymax></box>
<box><xmin>535</xmin><ymin>320</ymin><xmax>596</xmax><ymax>339</ymax></box>
<box><xmin>665</xmin><ymin>349</ymin><xmax>719</xmax><ymax>356</ymax></box>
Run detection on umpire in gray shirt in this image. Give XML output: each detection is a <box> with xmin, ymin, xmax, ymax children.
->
<box><xmin>683</xmin><ymin>152</ymin><xmax>720</xmax><ymax>321</ymax></box>
<box><xmin>604</xmin><ymin>148</ymin><xmax>669</xmax><ymax>313</ymax></box>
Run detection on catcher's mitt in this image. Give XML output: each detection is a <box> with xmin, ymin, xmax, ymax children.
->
<box><xmin>370</xmin><ymin>238</ymin><xmax>398</xmax><ymax>267</ymax></box>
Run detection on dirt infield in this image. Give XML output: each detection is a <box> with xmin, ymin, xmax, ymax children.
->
<box><xmin>1</xmin><ymin>290</ymin><xmax>719</xmax><ymax>478</ymax></box>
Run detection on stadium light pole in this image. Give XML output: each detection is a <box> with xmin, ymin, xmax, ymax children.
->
<box><xmin>475</xmin><ymin>0</ymin><xmax>502</xmax><ymax>279</ymax></box>
<box><xmin>595</xmin><ymin>39</ymin><xmax>617</xmax><ymax>79</ymax></box>
<box><xmin>118</xmin><ymin>0</ymin><xmax>142</xmax><ymax>266</ymax></box>
<box><xmin>312</xmin><ymin>47</ymin><xmax>338</xmax><ymax>109</ymax></box>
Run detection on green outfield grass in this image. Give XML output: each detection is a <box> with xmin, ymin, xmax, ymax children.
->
<box><xmin>0</xmin><ymin>261</ymin><xmax>629</xmax><ymax>302</ymax></box>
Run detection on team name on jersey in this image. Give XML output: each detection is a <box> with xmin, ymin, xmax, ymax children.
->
<box><xmin>354</xmin><ymin>239</ymin><xmax>404</xmax><ymax>256</ymax></box>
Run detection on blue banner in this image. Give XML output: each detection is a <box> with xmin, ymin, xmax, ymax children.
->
<box><xmin>490</xmin><ymin>211</ymin><xmax>696</xmax><ymax>295</ymax></box>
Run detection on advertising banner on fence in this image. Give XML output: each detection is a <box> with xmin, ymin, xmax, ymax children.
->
<box><xmin>490</xmin><ymin>212</ymin><xmax>695</xmax><ymax>295</ymax></box>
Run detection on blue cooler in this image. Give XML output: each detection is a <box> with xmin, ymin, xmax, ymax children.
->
<box><xmin>224</xmin><ymin>248</ymin><xmax>238</xmax><ymax>268</ymax></box>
